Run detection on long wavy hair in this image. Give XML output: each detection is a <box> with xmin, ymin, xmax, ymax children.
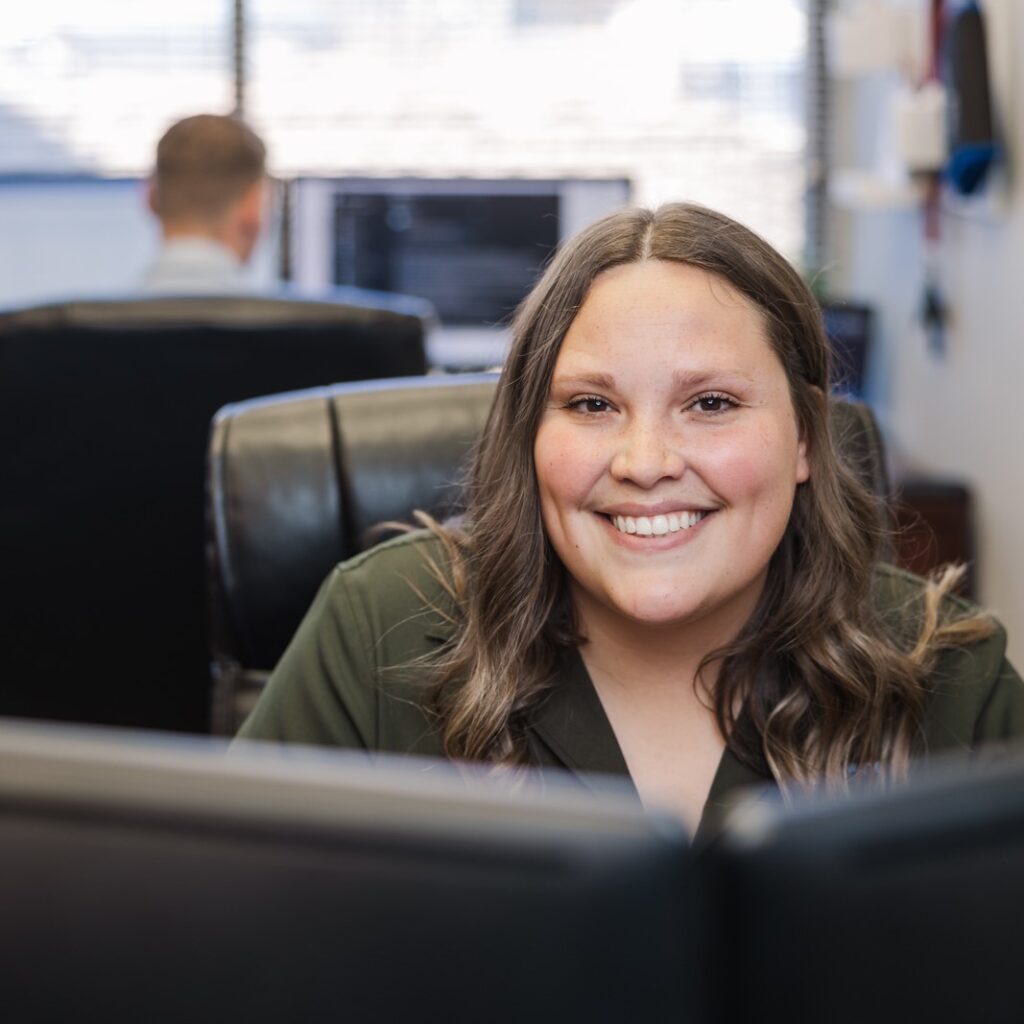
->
<box><xmin>426</xmin><ymin>202</ymin><xmax>989</xmax><ymax>787</ymax></box>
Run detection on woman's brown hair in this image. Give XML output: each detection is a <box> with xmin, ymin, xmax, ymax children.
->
<box><xmin>426</xmin><ymin>202</ymin><xmax>989</xmax><ymax>786</ymax></box>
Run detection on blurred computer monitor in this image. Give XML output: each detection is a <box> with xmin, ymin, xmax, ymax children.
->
<box><xmin>288</xmin><ymin>176</ymin><xmax>632</xmax><ymax>368</ymax></box>
<box><xmin>0</xmin><ymin>721</ymin><xmax>695</xmax><ymax>1023</ymax></box>
<box><xmin>822</xmin><ymin>299</ymin><xmax>873</xmax><ymax>399</ymax></box>
<box><xmin>704</xmin><ymin>747</ymin><xmax>1024</xmax><ymax>1024</ymax></box>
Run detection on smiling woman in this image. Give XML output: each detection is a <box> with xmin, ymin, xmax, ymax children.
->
<box><xmin>535</xmin><ymin>260</ymin><xmax>810</xmax><ymax>640</ymax></box>
<box><xmin>237</xmin><ymin>203</ymin><xmax>1024</xmax><ymax>839</ymax></box>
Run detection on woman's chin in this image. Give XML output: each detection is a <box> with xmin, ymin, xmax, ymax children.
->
<box><xmin>610</xmin><ymin>591</ymin><xmax>707</xmax><ymax>631</ymax></box>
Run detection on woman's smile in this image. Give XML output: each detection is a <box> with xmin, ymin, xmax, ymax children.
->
<box><xmin>606</xmin><ymin>509</ymin><xmax>709</xmax><ymax>536</ymax></box>
<box><xmin>591</xmin><ymin>508</ymin><xmax>716</xmax><ymax>554</ymax></box>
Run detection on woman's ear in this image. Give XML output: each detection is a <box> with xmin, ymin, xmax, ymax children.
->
<box><xmin>796</xmin><ymin>434</ymin><xmax>811</xmax><ymax>484</ymax></box>
<box><xmin>795</xmin><ymin>385</ymin><xmax>824</xmax><ymax>485</ymax></box>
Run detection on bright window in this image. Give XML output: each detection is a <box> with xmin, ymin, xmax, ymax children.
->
<box><xmin>0</xmin><ymin>1</ymin><xmax>809</xmax><ymax>305</ymax></box>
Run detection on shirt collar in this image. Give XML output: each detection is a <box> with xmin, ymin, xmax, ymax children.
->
<box><xmin>531</xmin><ymin>647</ymin><xmax>632</xmax><ymax>785</ymax></box>
<box><xmin>142</xmin><ymin>237</ymin><xmax>249</xmax><ymax>294</ymax></box>
<box><xmin>530</xmin><ymin>646</ymin><xmax>774</xmax><ymax>842</ymax></box>
<box><xmin>425</xmin><ymin>626</ymin><xmax>773</xmax><ymax>841</ymax></box>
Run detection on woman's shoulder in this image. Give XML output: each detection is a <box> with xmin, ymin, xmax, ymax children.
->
<box><xmin>236</xmin><ymin>528</ymin><xmax>458</xmax><ymax>751</ymax></box>
<box><xmin>872</xmin><ymin>563</ymin><xmax>1024</xmax><ymax>748</ymax></box>
<box><xmin>871</xmin><ymin>561</ymin><xmax>975</xmax><ymax>607</ymax></box>
<box><xmin>870</xmin><ymin>562</ymin><xmax>1002</xmax><ymax>640</ymax></box>
<box><xmin>337</xmin><ymin>527</ymin><xmax>453</xmax><ymax>582</ymax></box>
<box><xmin>324</xmin><ymin>528</ymin><xmax>460</xmax><ymax>649</ymax></box>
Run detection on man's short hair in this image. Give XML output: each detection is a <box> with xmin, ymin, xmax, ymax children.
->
<box><xmin>152</xmin><ymin>114</ymin><xmax>267</xmax><ymax>223</ymax></box>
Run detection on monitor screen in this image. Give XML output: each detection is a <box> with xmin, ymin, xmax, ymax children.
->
<box><xmin>822</xmin><ymin>299</ymin><xmax>873</xmax><ymax>399</ymax></box>
<box><xmin>290</xmin><ymin>177</ymin><xmax>630</xmax><ymax>317</ymax></box>
<box><xmin>0</xmin><ymin>721</ymin><xmax>695</xmax><ymax>1023</ymax></box>
<box><xmin>333</xmin><ymin>191</ymin><xmax>560</xmax><ymax>325</ymax></box>
<box><xmin>704</xmin><ymin>748</ymin><xmax>1024</xmax><ymax>1024</ymax></box>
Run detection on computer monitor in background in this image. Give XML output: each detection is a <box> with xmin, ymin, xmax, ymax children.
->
<box><xmin>0</xmin><ymin>722</ymin><xmax>695</xmax><ymax>1023</ymax></box>
<box><xmin>703</xmin><ymin>748</ymin><xmax>1024</xmax><ymax>1024</ymax></box>
<box><xmin>288</xmin><ymin>176</ymin><xmax>632</xmax><ymax>368</ymax></box>
<box><xmin>821</xmin><ymin>299</ymin><xmax>873</xmax><ymax>400</ymax></box>
<box><xmin>332</xmin><ymin>189</ymin><xmax>560</xmax><ymax>325</ymax></box>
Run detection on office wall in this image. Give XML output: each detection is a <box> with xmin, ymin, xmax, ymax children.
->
<box><xmin>0</xmin><ymin>179</ymin><xmax>280</xmax><ymax>309</ymax></box>
<box><xmin>831</xmin><ymin>0</ymin><xmax>1022</xmax><ymax>664</ymax></box>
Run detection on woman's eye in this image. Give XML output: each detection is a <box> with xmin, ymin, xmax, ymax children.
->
<box><xmin>568</xmin><ymin>396</ymin><xmax>611</xmax><ymax>414</ymax></box>
<box><xmin>692</xmin><ymin>393</ymin><xmax>734</xmax><ymax>413</ymax></box>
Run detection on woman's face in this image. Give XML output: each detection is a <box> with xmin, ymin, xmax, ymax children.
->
<box><xmin>533</xmin><ymin>259</ymin><xmax>810</xmax><ymax>642</ymax></box>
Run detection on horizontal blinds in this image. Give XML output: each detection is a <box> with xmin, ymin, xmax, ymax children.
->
<box><xmin>0</xmin><ymin>4</ymin><xmax>230</xmax><ymax>176</ymax></box>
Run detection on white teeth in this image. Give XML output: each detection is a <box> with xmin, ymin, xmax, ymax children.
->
<box><xmin>609</xmin><ymin>511</ymin><xmax>707</xmax><ymax>537</ymax></box>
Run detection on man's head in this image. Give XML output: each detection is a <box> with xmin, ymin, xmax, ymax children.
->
<box><xmin>148</xmin><ymin>114</ymin><xmax>268</xmax><ymax>263</ymax></box>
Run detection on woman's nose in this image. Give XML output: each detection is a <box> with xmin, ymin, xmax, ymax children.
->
<box><xmin>609</xmin><ymin>421</ymin><xmax>686</xmax><ymax>488</ymax></box>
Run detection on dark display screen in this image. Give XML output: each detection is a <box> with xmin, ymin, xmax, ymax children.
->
<box><xmin>822</xmin><ymin>300</ymin><xmax>873</xmax><ymax>399</ymax></box>
<box><xmin>333</xmin><ymin>192</ymin><xmax>560</xmax><ymax>324</ymax></box>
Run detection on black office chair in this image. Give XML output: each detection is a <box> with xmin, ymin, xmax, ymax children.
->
<box><xmin>0</xmin><ymin>290</ymin><xmax>434</xmax><ymax>733</ymax></box>
<box><xmin>206</xmin><ymin>376</ymin><xmax>890</xmax><ymax>735</ymax></box>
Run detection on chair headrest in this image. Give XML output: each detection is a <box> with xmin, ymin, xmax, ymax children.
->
<box><xmin>0</xmin><ymin>288</ymin><xmax>435</xmax><ymax>331</ymax></box>
<box><xmin>208</xmin><ymin>374</ymin><xmax>498</xmax><ymax>670</ymax></box>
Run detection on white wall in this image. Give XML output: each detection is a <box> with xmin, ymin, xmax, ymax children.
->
<box><xmin>832</xmin><ymin>0</ymin><xmax>1023</xmax><ymax>665</ymax></box>
<box><xmin>0</xmin><ymin>180</ymin><xmax>158</xmax><ymax>306</ymax></box>
<box><xmin>0</xmin><ymin>179</ymin><xmax>280</xmax><ymax>309</ymax></box>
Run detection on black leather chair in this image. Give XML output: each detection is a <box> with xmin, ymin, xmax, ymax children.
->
<box><xmin>0</xmin><ymin>290</ymin><xmax>434</xmax><ymax>733</ymax></box>
<box><xmin>206</xmin><ymin>373</ymin><xmax>497</xmax><ymax>733</ymax></box>
<box><xmin>206</xmin><ymin>377</ymin><xmax>890</xmax><ymax>735</ymax></box>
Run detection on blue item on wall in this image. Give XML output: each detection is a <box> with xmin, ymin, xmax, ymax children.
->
<box><xmin>946</xmin><ymin>1</ymin><xmax>997</xmax><ymax>195</ymax></box>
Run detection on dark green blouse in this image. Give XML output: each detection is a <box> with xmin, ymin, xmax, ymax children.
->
<box><xmin>238</xmin><ymin>531</ymin><xmax>1024</xmax><ymax>840</ymax></box>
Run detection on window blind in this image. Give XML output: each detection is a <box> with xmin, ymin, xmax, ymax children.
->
<box><xmin>0</xmin><ymin>3</ymin><xmax>231</xmax><ymax>175</ymax></box>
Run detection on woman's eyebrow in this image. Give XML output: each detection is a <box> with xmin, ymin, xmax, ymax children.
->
<box><xmin>671</xmin><ymin>369</ymin><xmax>756</xmax><ymax>389</ymax></box>
<box><xmin>549</xmin><ymin>372</ymin><xmax>617</xmax><ymax>391</ymax></box>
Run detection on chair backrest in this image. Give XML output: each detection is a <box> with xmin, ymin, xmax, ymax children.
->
<box><xmin>0</xmin><ymin>291</ymin><xmax>432</xmax><ymax>734</ymax></box>
<box><xmin>206</xmin><ymin>376</ymin><xmax>890</xmax><ymax>734</ymax></box>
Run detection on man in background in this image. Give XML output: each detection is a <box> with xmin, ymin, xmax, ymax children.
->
<box><xmin>143</xmin><ymin>113</ymin><xmax>268</xmax><ymax>294</ymax></box>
